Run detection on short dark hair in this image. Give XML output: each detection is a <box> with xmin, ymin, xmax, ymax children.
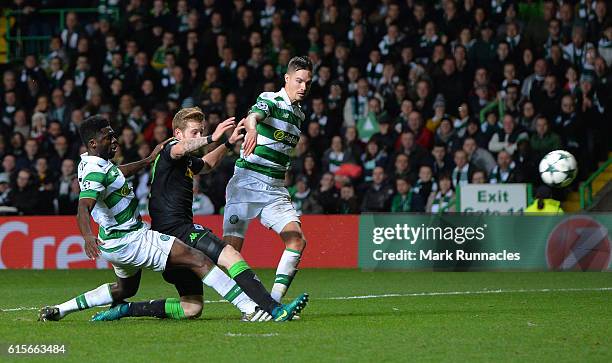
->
<box><xmin>396</xmin><ymin>176</ymin><xmax>411</xmax><ymax>185</ymax></box>
<box><xmin>438</xmin><ymin>172</ymin><xmax>452</xmax><ymax>182</ymax></box>
<box><xmin>287</xmin><ymin>56</ymin><xmax>313</xmax><ymax>74</ymax></box>
<box><xmin>80</xmin><ymin>115</ymin><xmax>110</xmax><ymax>145</ymax></box>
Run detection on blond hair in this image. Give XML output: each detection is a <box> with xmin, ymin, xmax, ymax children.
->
<box><xmin>172</xmin><ymin>107</ymin><xmax>204</xmax><ymax>131</ymax></box>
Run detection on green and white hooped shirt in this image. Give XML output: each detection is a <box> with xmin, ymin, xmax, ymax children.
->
<box><xmin>236</xmin><ymin>88</ymin><xmax>304</xmax><ymax>186</ymax></box>
<box><xmin>78</xmin><ymin>153</ymin><xmax>142</xmax><ymax>246</ymax></box>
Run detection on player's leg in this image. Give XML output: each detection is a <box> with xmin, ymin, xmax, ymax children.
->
<box><xmin>272</xmin><ymin>222</ymin><xmax>306</xmax><ymax>302</ymax></box>
<box><xmin>181</xmin><ymin>225</ymin><xmax>260</xmax><ymax>317</ymax></box>
<box><xmin>167</xmin><ymin>238</ymin><xmax>307</xmax><ymax>321</ymax></box>
<box><xmin>92</xmin><ymin>269</ymin><xmax>205</xmax><ymax>321</ymax></box>
<box><xmin>222</xmin><ymin>201</ymin><xmax>250</xmax><ymax>252</ymax></box>
<box><xmin>109</xmin><ymin>269</ymin><xmax>143</xmax><ymax>303</ymax></box>
<box><xmin>123</xmin><ymin>269</ymin><xmax>268</xmax><ymax>322</ymax></box>
<box><xmin>261</xmin><ymin>193</ymin><xmax>306</xmax><ymax>302</ymax></box>
<box><xmin>39</xmin><ymin>267</ymin><xmax>142</xmax><ymax>321</ymax></box>
<box><xmin>221</xmin><ymin>203</ymin><xmax>275</xmax><ymax>306</ymax></box>
<box><xmin>91</xmin><ymin>231</ymin><xmax>215</xmax><ymax>322</ymax></box>
<box><xmin>222</xmin><ymin>174</ymin><xmax>250</xmax><ymax>252</ymax></box>
<box><xmin>224</xmin><ymin>235</ymin><xmax>245</xmax><ymax>252</ymax></box>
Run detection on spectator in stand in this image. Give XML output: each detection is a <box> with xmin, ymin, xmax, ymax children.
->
<box><xmin>489</xmin><ymin>150</ymin><xmax>519</xmax><ymax>184</ymax></box>
<box><xmin>488</xmin><ymin>114</ymin><xmax>529</xmax><ymax>156</ymax></box>
<box><xmin>55</xmin><ymin>159</ymin><xmax>78</xmax><ymax>215</ymax></box>
<box><xmin>355</xmin><ymin>97</ymin><xmax>385</xmax><ymax>144</ymax></box>
<box><xmin>461</xmin><ymin>119</ymin><xmax>489</xmax><ymax>151</ymax></box>
<box><xmin>430</xmin><ymin>143</ymin><xmax>453</xmax><ymax>179</ymax></box>
<box><xmin>343</xmin><ymin>79</ymin><xmax>370</xmax><ymax>129</ymax></box>
<box><xmin>426</xmin><ymin>173</ymin><xmax>455</xmax><ymax>213</ymax></box>
<box><xmin>390</xmin><ymin>177</ymin><xmax>412</xmax><ymax>213</ymax></box>
<box><xmin>0</xmin><ymin>173</ymin><xmax>11</xmax><ymax>207</ymax></box>
<box><xmin>518</xmin><ymin>100</ymin><xmax>537</xmax><ymax>132</ymax></box>
<box><xmin>361</xmin><ymin>139</ymin><xmax>387</xmax><ymax>184</ymax></box>
<box><xmin>292</xmin><ymin>175</ymin><xmax>323</xmax><ymax>216</ymax></box>
<box><xmin>534</xmin><ymin>74</ymin><xmax>562</xmax><ymax>121</ymax></box>
<box><xmin>522</xmin><ymin>58</ymin><xmax>548</xmax><ymax>100</ymax></box>
<box><xmin>530</xmin><ymin>116</ymin><xmax>562</xmax><ymax>161</ymax></box>
<box><xmin>462</xmin><ymin>137</ymin><xmax>496</xmax><ymax>174</ymax></box>
<box><xmin>451</xmin><ymin>149</ymin><xmax>473</xmax><ymax>189</ymax></box>
<box><xmin>0</xmin><ymin>154</ymin><xmax>17</xmax><ymax>182</ymax></box>
<box><xmin>395</xmin><ymin>131</ymin><xmax>428</xmax><ymax>172</ymax></box>
<box><xmin>301</xmin><ymin>154</ymin><xmax>320</xmax><ymax>191</ymax></box>
<box><xmin>34</xmin><ymin>157</ymin><xmax>56</xmax><ymax>215</ymax></box>
<box><xmin>371</xmin><ymin>118</ymin><xmax>397</xmax><ymax>154</ymax></box>
<box><xmin>343</xmin><ymin>127</ymin><xmax>364</xmax><ymax>163</ymax></box>
<box><xmin>361</xmin><ymin>166</ymin><xmax>394</xmax><ymax>213</ymax></box>
<box><xmin>425</xmin><ymin>96</ymin><xmax>449</xmax><ymax>133</ymax></box>
<box><xmin>305</xmin><ymin>121</ymin><xmax>328</xmax><ymax>161</ymax></box>
<box><xmin>8</xmin><ymin>169</ymin><xmax>38</xmax><ymax>215</ymax></box>
<box><xmin>312</xmin><ymin>171</ymin><xmax>338</xmax><ymax>213</ymax></box>
<box><xmin>388</xmin><ymin>152</ymin><xmax>414</xmax><ymax>186</ymax></box>
<box><xmin>322</xmin><ymin>136</ymin><xmax>354</xmax><ymax>174</ymax></box>
<box><xmin>470</xmin><ymin>170</ymin><xmax>488</xmax><ymax>184</ymax></box>
<box><xmin>16</xmin><ymin>138</ymin><xmax>40</xmax><ymax>171</ymax></box>
<box><xmin>434</xmin><ymin>118</ymin><xmax>459</xmax><ymax>151</ymax></box>
<box><xmin>406</xmin><ymin>111</ymin><xmax>433</xmax><ymax>150</ymax></box>
<box><xmin>336</xmin><ymin>183</ymin><xmax>360</xmax><ymax>215</ymax></box>
<box><xmin>409</xmin><ymin>164</ymin><xmax>436</xmax><ymax>212</ymax></box>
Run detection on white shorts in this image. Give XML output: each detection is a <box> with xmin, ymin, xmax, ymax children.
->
<box><xmin>223</xmin><ymin>168</ymin><xmax>300</xmax><ymax>238</ymax></box>
<box><xmin>99</xmin><ymin>224</ymin><xmax>175</xmax><ymax>278</ymax></box>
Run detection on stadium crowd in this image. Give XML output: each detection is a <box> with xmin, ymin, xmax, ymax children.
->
<box><xmin>1</xmin><ymin>0</ymin><xmax>611</xmax><ymax>216</ymax></box>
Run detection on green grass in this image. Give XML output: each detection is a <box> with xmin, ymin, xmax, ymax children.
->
<box><xmin>1</xmin><ymin>270</ymin><xmax>611</xmax><ymax>362</ymax></box>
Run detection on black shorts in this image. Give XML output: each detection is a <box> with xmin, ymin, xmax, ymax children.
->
<box><xmin>161</xmin><ymin>223</ymin><xmax>225</xmax><ymax>297</ymax></box>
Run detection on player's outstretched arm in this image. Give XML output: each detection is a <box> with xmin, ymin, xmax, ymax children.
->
<box><xmin>243</xmin><ymin>112</ymin><xmax>263</xmax><ymax>157</ymax></box>
<box><xmin>170</xmin><ymin>117</ymin><xmax>235</xmax><ymax>159</ymax></box>
<box><xmin>77</xmin><ymin>198</ymin><xmax>103</xmax><ymax>259</ymax></box>
<box><xmin>119</xmin><ymin>138</ymin><xmax>173</xmax><ymax>177</ymax></box>
<box><xmin>200</xmin><ymin>119</ymin><xmax>246</xmax><ymax>173</ymax></box>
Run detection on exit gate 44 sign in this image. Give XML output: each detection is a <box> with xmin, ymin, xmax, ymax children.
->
<box><xmin>458</xmin><ymin>184</ymin><xmax>530</xmax><ymax>213</ymax></box>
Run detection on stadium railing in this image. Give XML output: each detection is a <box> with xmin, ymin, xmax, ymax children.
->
<box><xmin>4</xmin><ymin>8</ymin><xmax>119</xmax><ymax>63</ymax></box>
<box><xmin>580</xmin><ymin>157</ymin><xmax>612</xmax><ymax>210</ymax></box>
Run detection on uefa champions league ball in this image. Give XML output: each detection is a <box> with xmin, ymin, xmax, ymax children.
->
<box><xmin>539</xmin><ymin>150</ymin><xmax>578</xmax><ymax>188</ymax></box>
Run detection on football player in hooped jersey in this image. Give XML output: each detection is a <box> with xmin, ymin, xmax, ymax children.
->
<box><xmin>224</xmin><ymin>56</ymin><xmax>313</xmax><ymax>303</ymax></box>
<box><xmin>38</xmin><ymin>115</ymin><xmax>308</xmax><ymax>322</ymax></box>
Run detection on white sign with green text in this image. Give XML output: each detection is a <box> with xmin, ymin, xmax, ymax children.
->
<box><xmin>458</xmin><ymin>184</ymin><xmax>529</xmax><ymax>213</ymax></box>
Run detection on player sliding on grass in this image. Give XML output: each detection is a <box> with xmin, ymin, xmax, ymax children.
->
<box><xmin>92</xmin><ymin>108</ymin><xmax>274</xmax><ymax>322</ymax></box>
<box><xmin>38</xmin><ymin>115</ymin><xmax>308</xmax><ymax>322</ymax></box>
<box><xmin>223</xmin><ymin>56</ymin><xmax>313</xmax><ymax>304</ymax></box>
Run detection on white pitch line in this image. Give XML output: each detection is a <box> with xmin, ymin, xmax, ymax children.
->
<box><xmin>322</xmin><ymin>287</ymin><xmax>612</xmax><ymax>300</ymax></box>
<box><xmin>225</xmin><ymin>333</ymin><xmax>279</xmax><ymax>337</ymax></box>
<box><xmin>3</xmin><ymin>287</ymin><xmax>611</xmax><ymax>312</ymax></box>
<box><xmin>1</xmin><ymin>307</ymin><xmax>39</xmax><ymax>312</ymax></box>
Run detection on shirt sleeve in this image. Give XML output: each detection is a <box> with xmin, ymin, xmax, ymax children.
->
<box><xmin>189</xmin><ymin>156</ymin><xmax>205</xmax><ymax>174</ymax></box>
<box><xmin>161</xmin><ymin>139</ymin><xmax>179</xmax><ymax>162</ymax></box>
<box><xmin>250</xmin><ymin>94</ymin><xmax>275</xmax><ymax>118</ymax></box>
<box><xmin>79</xmin><ymin>167</ymin><xmax>106</xmax><ymax>200</ymax></box>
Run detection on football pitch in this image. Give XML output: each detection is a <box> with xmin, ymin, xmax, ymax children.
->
<box><xmin>1</xmin><ymin>269</ymin><xmax>611</xmax><ymax>362</ymax></box>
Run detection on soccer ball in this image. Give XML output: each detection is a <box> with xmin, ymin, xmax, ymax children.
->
<box><xmin>539</xmin><ymin>150</ymin><xmax>578</xmax><ymax>187</ymax></box>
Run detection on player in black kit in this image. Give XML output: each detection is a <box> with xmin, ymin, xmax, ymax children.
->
<box><xmin>91</xmin><ymin>107</ymin><xmax>308</xmax><ymax>322</ymax></box>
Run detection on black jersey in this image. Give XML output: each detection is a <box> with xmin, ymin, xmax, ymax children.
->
<box><xmin>149</xmin><ymin>140</ymin><xmax>205</xmax><ymax>233</ymax></box>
